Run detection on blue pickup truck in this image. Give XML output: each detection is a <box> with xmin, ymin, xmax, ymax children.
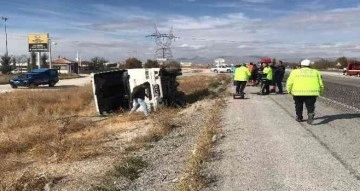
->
<box><xmin>9</xmin><ymin>68</ymin><xmax>59</xmax><ymax>88</ymax></box>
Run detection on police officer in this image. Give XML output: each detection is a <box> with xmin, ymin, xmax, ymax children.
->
<box><xmin>234</xmin><ymin>63</ymin><xmax>251</xmax><ymax>95</ymax></box>
<box><xmin>286</xmin><ymin>59</ymin><xmax>324</xmax><ymax>124</ymax></box>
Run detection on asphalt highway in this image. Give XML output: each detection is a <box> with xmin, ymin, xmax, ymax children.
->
<box><xmin>207</xmin><ymin>86</ymin><xmax>360</xmax><ymax>190</ymax></box>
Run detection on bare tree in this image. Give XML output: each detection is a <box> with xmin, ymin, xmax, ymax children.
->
<box><xmin>41</xmin><ymin>53</ymin><xmax>49</xmax><ymax>68</ymax></box>
<box><xmin>144</xmin><ymin>59</ymin><xmax>159</xmax><ymax>68</ymax></box>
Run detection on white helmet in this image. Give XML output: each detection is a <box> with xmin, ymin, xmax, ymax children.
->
<box><xmin>301</xmin><ymin>59</ymin><xmax>311</xmax><ymax>66</ymax></box>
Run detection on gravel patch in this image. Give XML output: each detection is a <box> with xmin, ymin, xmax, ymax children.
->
<box><xmin>122</xmin><ymin>99</ymin><xmax>216</xmax><ymax>191</ymax></box>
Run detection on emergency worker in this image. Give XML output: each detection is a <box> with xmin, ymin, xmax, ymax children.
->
<box><xmin>286</xmin><ymin>59</ymin><xmax>324</xmax><ymax>124</ymax></box>
<box><xmin>260</xmin><ymin>62</ymin><xmax>273</xmax><ymax>95</ymax></box>
<box><xmin>234</xmin><ymin>64</ymin><xmax>251</xmax><ymax>94</ymax></box>
<box><xmin>270</xmin><ymin>63</ymin><xmax>277</xmax><ymax>93</ymax></box>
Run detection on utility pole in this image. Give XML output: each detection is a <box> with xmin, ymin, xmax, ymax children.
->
<box><xmin>1</xmin><ymin>16</ymin><xmax>8</xmax><ymax>56</ymax></box>
<box><xmin>49</xmin><ymin>39</ymin><xmax>52</xmax><ymax>69</ymax></box>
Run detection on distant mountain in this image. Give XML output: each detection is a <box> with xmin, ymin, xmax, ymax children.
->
<box><xmin>175</xmin><ymin>56</ymin><xmax>213</xmax><ymax>64</ymax></box>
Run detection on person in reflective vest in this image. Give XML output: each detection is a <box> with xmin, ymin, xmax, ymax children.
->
<box><xmin>286</xmin><ymin>59</ymin><xmax>324</xmax><ymax>124</ymax></box>
<box><xmin>234</xmin><ymin>64</ymin><xmax>251</xmax><ymax>94</ymax></box>
<box><xmin>260</xmin><ymin>62</ymin><xmax>273</xmax><ymax>95</ymax></box>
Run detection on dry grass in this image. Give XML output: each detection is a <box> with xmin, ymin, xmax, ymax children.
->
<box><xmin>140</xmin><ymin>107</ymin><xmax>179</xmax><ymax>142</ymax></box>
<box><xmin>1</xmin><ymin>73</ymin><xmax>226</xmax><ymax>190</ymax></box>
<box><xmin>0</xmin><ymin>85</ymin><xmax>100</xmax><ymax>187</ymax></box>
<box><xmin>113</xmin><ymin>156</ymin><xmax>148</xmax><ymax>181</ymax></box>
<box><xmin>59</xmin><ymin>73</ymin><xmax>82</xmax><ymax>80</ymax></box>
<box><xmin>178</xmin><ymin>74</ymin><xmax>231</xmax><ymax>104</ymax></box>
<box><xmin>176</xmin><ymin>99</ymin><xmax>226</xmax><ymax>191</ymax></box>
<box><xmin>178</xmin><ymin>75</ymin><xmax>214</xmax><ymax>94</ymax></box>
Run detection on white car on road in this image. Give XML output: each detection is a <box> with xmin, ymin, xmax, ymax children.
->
<box><xmin>210</xmin><ymin>64</ymin><xmax>232</xmax><ymax>73</ymax></box>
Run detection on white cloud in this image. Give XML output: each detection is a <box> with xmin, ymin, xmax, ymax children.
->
<box><xmin>179</xmin><ymin>44</ymin><xmax>206</xmax><ymax>49</ymax></box>
<box><xmin>3</xmin><ymin>2</ymin><xmax>360</xmax><ymax>62</ymax></box>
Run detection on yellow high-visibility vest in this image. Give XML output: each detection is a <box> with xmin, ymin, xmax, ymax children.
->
<box><xmin>234</xmin><ymin>66</ymin><xmax>251</xmax><ymax>81</ymax></box>
<box><xmin>286</xmin><ymin>68</ymin><xmax>324</xmax><ymax>96</ymax></box>
<box><xmin>263</xmin><ymin>66</ymin><xmax>273</xmax><ymax>80</ymax></box>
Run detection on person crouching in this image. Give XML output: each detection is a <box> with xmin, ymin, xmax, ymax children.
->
<box><xmin>129</xmin><ymin>82</ymin><xmax>151</xmax><ymax>117</ymax></box>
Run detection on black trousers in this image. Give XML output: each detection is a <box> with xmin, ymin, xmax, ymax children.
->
<box><xmin>260</xmin><ymin>79</ymin><xmax>270</xmax><ymax>94</ymax></box>
<box><xmin>293</xmin><ymin>96</ymin><xmax>317</xmax><ymax>118</ymax></box>
<box><xmin>276</xmin><ymin>78</ymin><xmax>283</xmax><ymax>93</ymax></box>
<box><xmin>235</xmin><ymin>81</ymin><xmax>247</xmax><ymax>94</ymax></box>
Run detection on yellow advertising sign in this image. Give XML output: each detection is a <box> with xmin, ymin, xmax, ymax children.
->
<box><xmin>28</xmin><ymin>33</ymin><xmax>48</xmax><ymax>44</ymax></box>
<box><xmin>28</xmin><ymin>33</ymin><xmax>49</xmax><ymax>52</ymax></box>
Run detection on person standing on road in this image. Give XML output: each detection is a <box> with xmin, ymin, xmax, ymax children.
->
<box><xmin>251</xmin><ymin>63</ymin><xmax>259</xmax><ymax>86</ymax></box>
<box><xmin>234</xmin><ymin>63</ymin><xmax>251</xmax><ymax>95</ymax></box>
<box><xmin>129</xmin><ymin>82</ymin><xmax>151</xmax><ymax>117</ymax></box>
<box><xmin>259</xmin><ymin>62</ymin><xmax>273</xmax><ymax>95</ymax></box>
<box><xmin>275</xmin><ymin>60</ymin><xmax>285</xmax><ymax>94</ymax></box>
<box><xmin>269</xmin><ymin>63</ymin><xmax>277</xmax><ymax>93</ymax></box>
<box><xmin>255</xmin><ymin>63</ymin><xmax>263</xmax><ymax>86</ymax></box>
<box><xmin>286</xmin><ymin>59</ymin><xmax>324</xmax><ymax>124</ymax></box>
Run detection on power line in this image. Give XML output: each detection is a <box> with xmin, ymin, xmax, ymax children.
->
<box><xmin>146</xmin><ymin>25</ymin><xmax>179</xmax><ymax>60</ymax></box>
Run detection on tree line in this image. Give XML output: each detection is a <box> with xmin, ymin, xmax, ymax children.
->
<box><xmin>311</xmin><ymin>56</ymin><xmax>350</xmax><ymax>70</ymax></box>
<box><xmin>0</xmin><ymin>52</ymin><xmax>181</xmax><ymax>74</ymax></box>
<box><xmin>86</xmin><ymin>57</ymin><xmax>181</xmax><ymax>71</ymax></box>
<box><xmin>277</xmin><ymin>56</ymin><xmax>354</xmax><ymax>70</ymax></box>
<box><xmin>0</xmin><ymin>52</ymin><xmax>49</xmax><ymax>74</ymax></box>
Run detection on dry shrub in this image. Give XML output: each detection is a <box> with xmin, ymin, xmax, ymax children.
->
<box><xmin>113</xmin><ymin>156</ymin><xmax>148</xmax><ymax>181</ymax></box>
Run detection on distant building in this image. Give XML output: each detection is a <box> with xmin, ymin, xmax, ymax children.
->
<box><xmin>156</xmin><ymin>58</ymin><xmax>167</xmax><ymax>65</ymax></box>
<box><xmin>215</xmin><ymin>58</ymin><xmax>226</xmax><ymax>65</ymax></box>
<box><xmin>52</xmin><ymin>57</ymin><xmax>78</xmax><ymax>74</ymax></box>
<box><xmin>180</xmin><ymin>62</ymin><xmax>192</xmax><ymax>67</ymax></box>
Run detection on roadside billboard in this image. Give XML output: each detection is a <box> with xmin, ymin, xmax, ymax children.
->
<box><xmin>28</xmin><ymin>33</ymin><xmax>49</xmax><ymax>52</ymax></box>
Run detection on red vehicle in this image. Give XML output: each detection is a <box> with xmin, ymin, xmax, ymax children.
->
<box><xmin>345</xmin><ymin>61</ymin><xmax>360</xmax><ymax>76</ymax></box>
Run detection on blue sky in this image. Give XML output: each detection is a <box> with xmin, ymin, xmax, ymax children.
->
<box><xmin>1</xmin><ymin>0</ymin><xmax>360</xmax><ymax>62</ymax></box>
